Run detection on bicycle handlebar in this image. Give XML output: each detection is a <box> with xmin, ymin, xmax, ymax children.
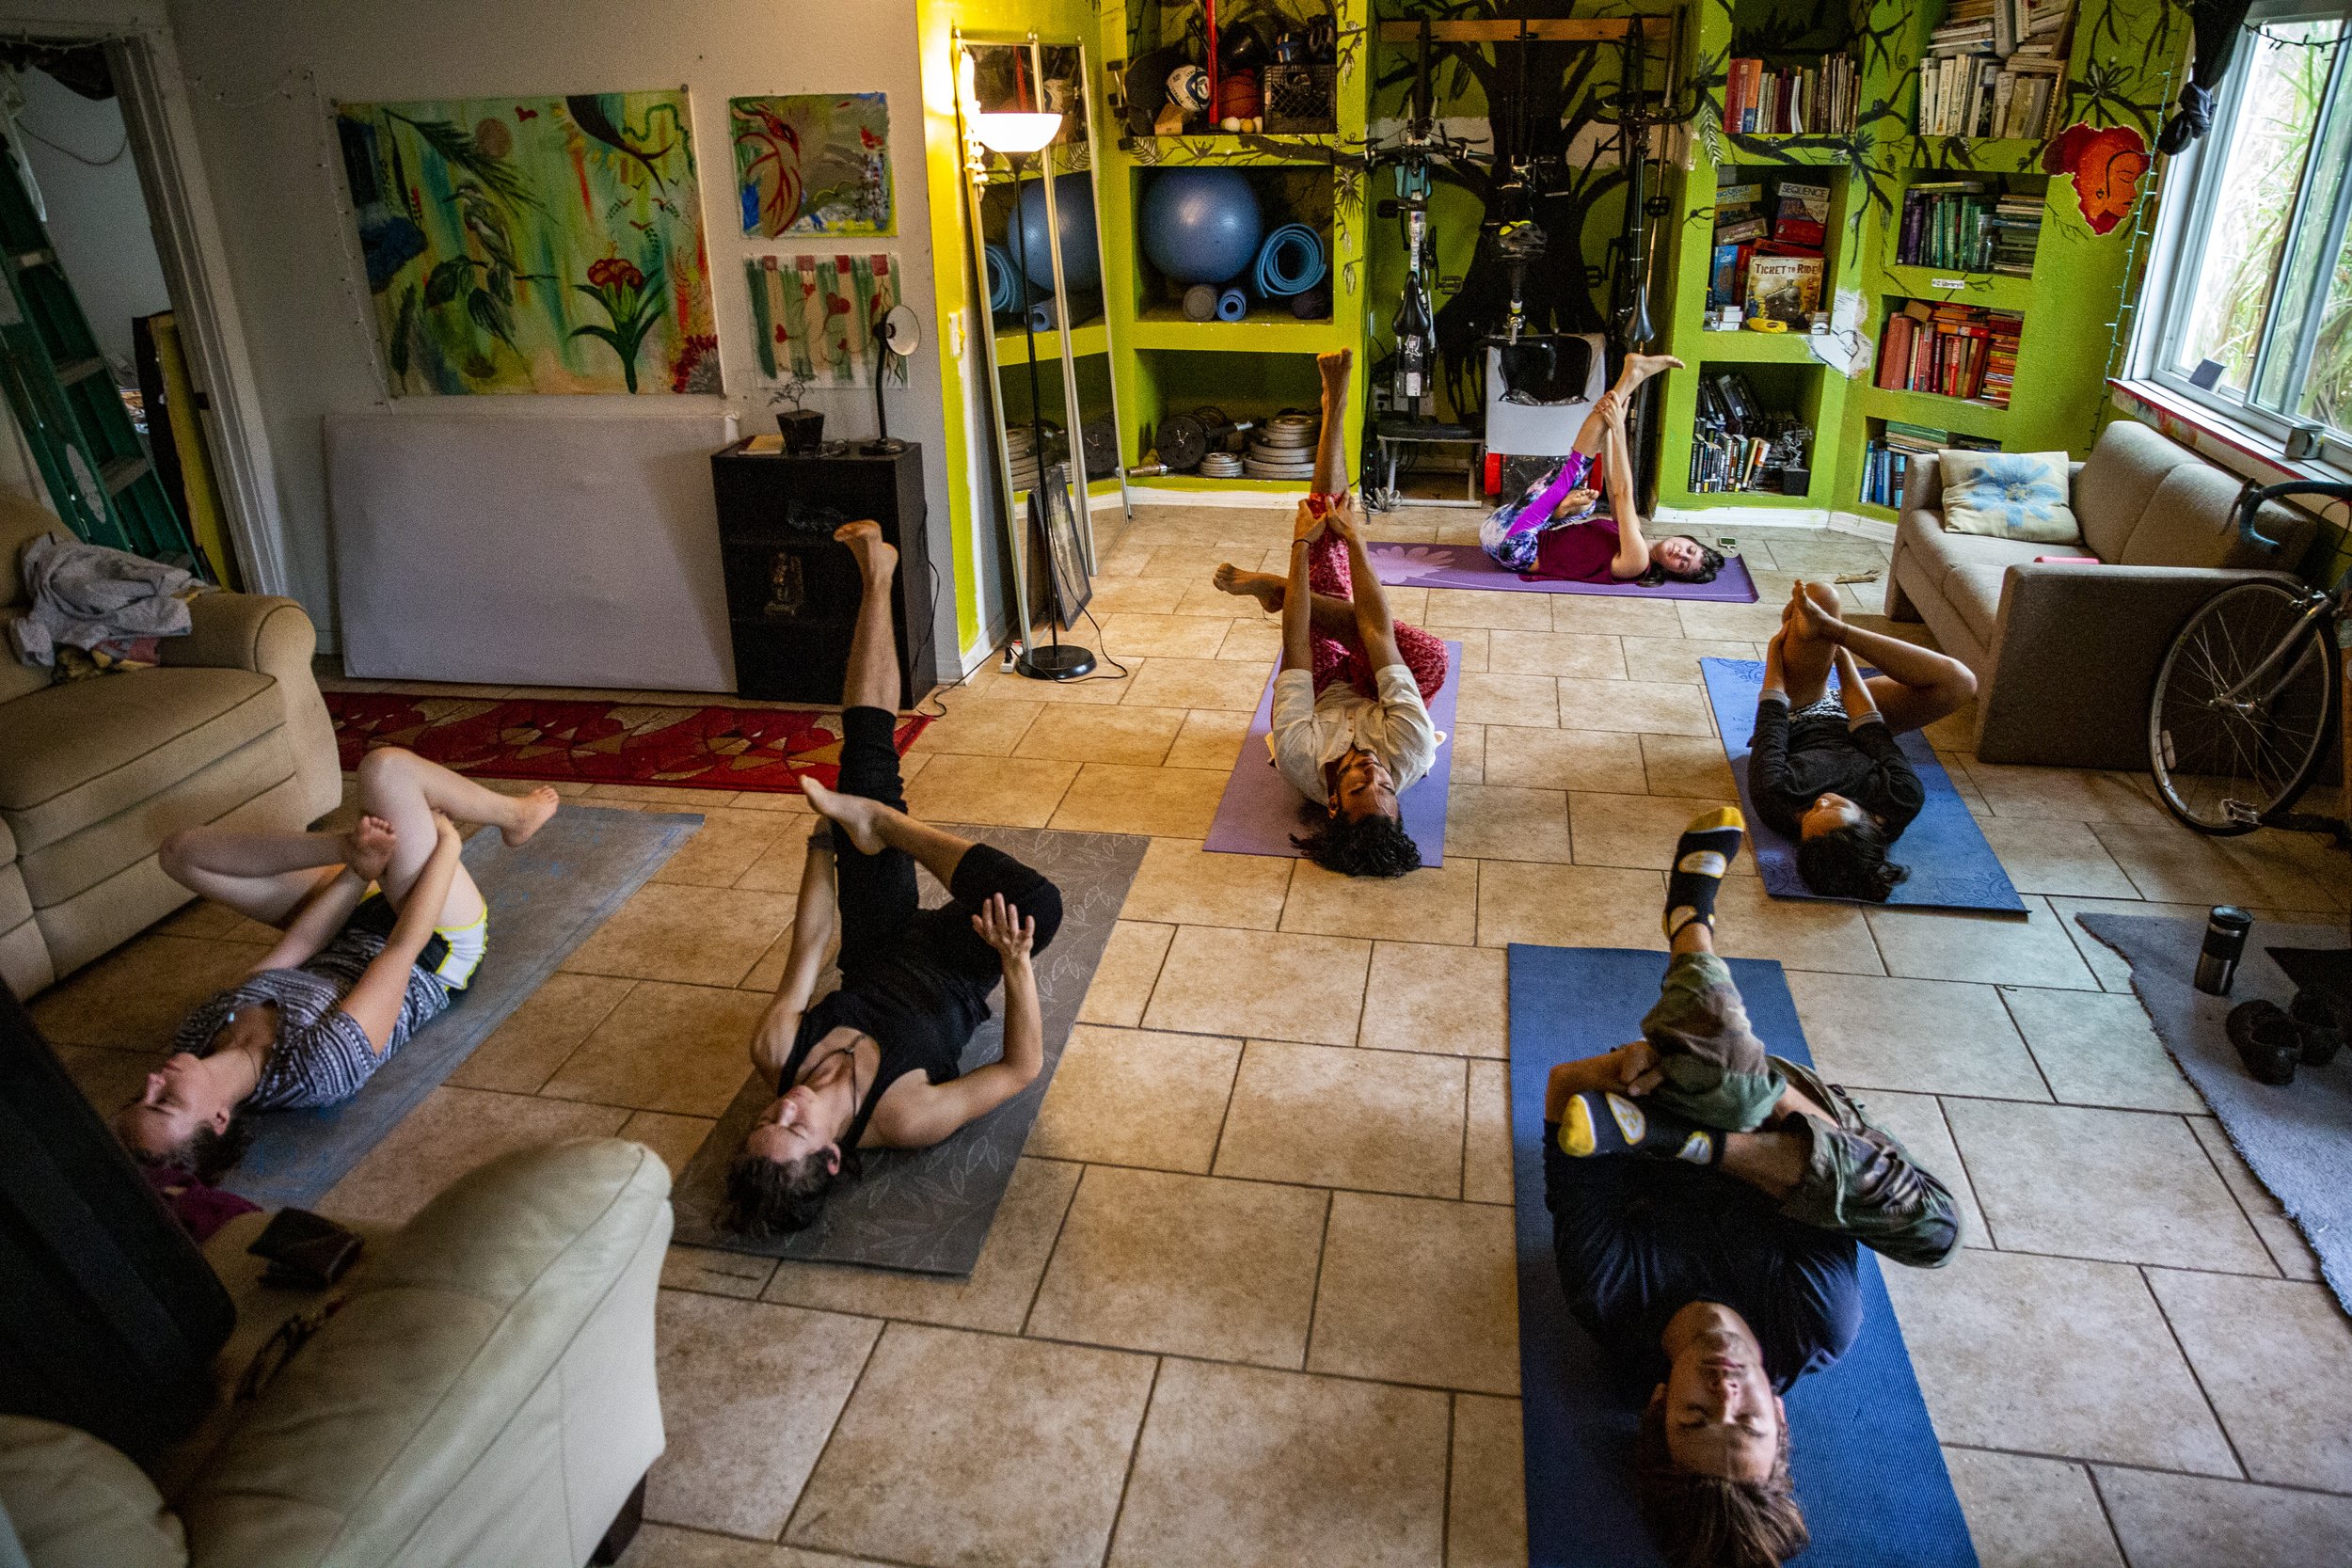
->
<box><xmin>2236</xmin><ymin>478</ymin><xmax>2352</xmax><ymax>554</ymax></box>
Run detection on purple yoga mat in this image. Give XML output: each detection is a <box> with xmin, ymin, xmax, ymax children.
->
<box><xmin>1366</xmin><ymin>540</ymin><xmax>1759</xmax><ymax>601</ymax></box>
<box><xmin>1203</xmin><ymin>643</ymin><xmax>1462</xmax><ymax>863</ymax></box>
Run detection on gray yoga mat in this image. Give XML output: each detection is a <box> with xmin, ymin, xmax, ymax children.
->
<box><xmin>2080</xmin><ymin>912</ymin><xmax>2352</xmax><ymax>1313</ymax></box>
<box><xmin>671</xmin><ymin>824</ymin><xmax>1148</xmax><ymax>1275</ymax></box>
<box><xmin>227</xmin><ymin>805</ymin><xmax>699</xmax><ymax>1209</ymax></box>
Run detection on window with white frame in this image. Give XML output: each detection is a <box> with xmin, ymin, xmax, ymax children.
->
<box><xmin>2143</xmin><ymin>4</ymin><xmax>2352</xmax><ymax>467</ymax></box>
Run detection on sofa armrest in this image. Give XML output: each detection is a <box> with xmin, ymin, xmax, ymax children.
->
<box><xmin>0</xmin><ymin>1416</ymin><xmax>187</xmax><ymax>1568</ymax></box>
<box><xmin>1900</xmin><ymin>452</ymin><xmax>1945</xmax><ymax>515</ymax></box>
<box><xmin>1977</xmin><ymin>563</ymin><xmax>2304</xmax><ymax>768</ymax></box>
<box><xmin>161</xmin><ymin>594</ymin><xmax>314</xmax><ymax>682</ymax></box>
<box><xmin>174</xmin><ymin>1140</ymin><xmax>671</xmax><ymax>1568</ymax></box>
<box><xmin>159</xmin><ymin>594</ymin><xmax>341</xmax><ymax>825</ymax></box>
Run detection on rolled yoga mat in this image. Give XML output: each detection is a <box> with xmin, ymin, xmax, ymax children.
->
<box><xmin>1365</xmin><ymin>540</ymin><xmax>1760</xmax><ymax>601</ymax></box>
<box><xmin>1027</xmin><ymin>295</ymin><xmax>1059</xmax><ymax>332</ymax></box>
<box><xmin>1698</xmin><ymin>657</ymin><xmax>2026</xmax><ymax>913</ymax></box>
<box><xmin>985</xmin><ymin>243</ymin><xmax>1022</xmax><ymax>315</ymax></box>
<box><xmin>1252</xmin><ymin>222</ymin><xmax>1327</xmax><ymax>296</ymax></box>
<box><xmin>670</xmin><ymin>824</ymin><xmax>1148</xmax><ymax>1275</ymax></box>
<box><xmin>1202</xmin><ymin>644</ymin><xmax>1459</xmax><ymax>864</ymax></box>
<box><xmin>1508</xmin><ymin>942</ymin><xmax>1979</xmax><ymax>1568</ymax></box>
<box><xmin>1216</xmin><ymin>286</ymin><xmax>1249</xmax><ymax>322</ymax></box>
<box><xmin>227</xmin><ymin>805</ymin><xmax>701</xmax><ymax>1209</ymax></box>
<box><xmin>1182</xmin><ymin>283</ymin><xmax>1219</xmax><ymax>322</ymax></box>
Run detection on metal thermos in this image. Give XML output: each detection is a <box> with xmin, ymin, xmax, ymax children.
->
<box><xmin>2194</xmin><ymin>906</ymin><xmax>2253</xmax><ymax>996</ymax></box>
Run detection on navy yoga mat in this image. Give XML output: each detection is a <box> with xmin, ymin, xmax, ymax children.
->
<box><xmin>1700</xmin><ymin>657</ymin><xmax>2025</xmax><ymax>913</ymax></box>
<box><xmin>1508</xmin><ymin>942</ymin><xmax>1979</xmax><ymax>1568</ymax></box>
<box><xmin>1367</xmin><ymin>540</ymin><xmax>1760</xmax><ymax>601</ymax></box>
<box><xmin>1202</xmin><ymin>643</ymin><xmax>1460</xmax><ymax>863</ymax></box>
<box><xmin>229</xmin><ymin>805</ymin><xmax>699</xmax><ymax>1209</ymax></box>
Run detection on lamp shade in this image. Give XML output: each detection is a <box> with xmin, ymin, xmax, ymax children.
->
<box><xmin>973</xmin><ymin>110</ymin><xmax>1062</xmax><ymax>154</ymax></box>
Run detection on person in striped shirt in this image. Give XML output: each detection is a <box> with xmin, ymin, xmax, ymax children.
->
<box><xmin>113</xmin><ymin>747</ymin><xmax>558</xmax><ymax>1182</ymax></box>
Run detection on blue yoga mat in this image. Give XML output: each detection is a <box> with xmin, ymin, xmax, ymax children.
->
<box><xmin>1699</xmin><ymin>657</ymin><xmax>2024</xmax><ymax>913</ymax></box>
<box><xmin>1508</xmin><ymin>942</ymin><xmax>1978</xmax><ymax>1568</ymax></box>
<box><xmin>228</xmin><ymin>805</ymin><xmax>698</xmax><ymax>1209</ymax></box>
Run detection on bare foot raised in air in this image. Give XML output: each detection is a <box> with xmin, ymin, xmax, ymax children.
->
<box><xmin>1214</xmin><ymin>562</ymin><xmax>1285</xmax><ymax>614</ymax></box>
<box><xmin>342</xmin><ymin>815</ymin><xmax>396</xmax><ymax>882</ymax></box>
<box><xmin>834</xmin><ymin>519</ymin><xmax>898</xmax><ymax>580</ymax></box>
<box><xmin>501</xmin><ymin>785</ymin><xmax>561</xmax><ymax>847</ymax></box>
<box><xmin>801</xmin><ymin>776</ymin><xmax>888</xmax><ymax>855</ymax></box>
<box><xmin>1620</xmin><ymin>352</ymin><xmax>1685</xmax><ymax>388</ymax></box>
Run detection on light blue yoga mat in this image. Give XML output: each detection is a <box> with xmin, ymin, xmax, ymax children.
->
<box><xmin>1509</xmin><ymin>942</ymin><xmax>1978</xmax><ymax>1568</ymax></box>
<box><xmin>1203</xmin><ymin>643</ymin><xmax>1461</xmax><ymax>864</ymax></box>
<box><xmin>1699</xmin><ymin>657</ymin><xmax>2025</xmax><ymax>913</ymax></box>
<box><xmin>228</xmin><ymin>805</ymin><xmax>698</xmax><ymax>1208</ymax></box>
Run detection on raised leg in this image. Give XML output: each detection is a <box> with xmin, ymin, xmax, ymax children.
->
<box><xmin>836</xmin><ymin>520</ymin><xmax>902</xmax><ymax>712</ymax></box>
<box><xmin>799</xmin><ymin>784</ymin><xmax>977</xmax><ymax>891</ymax></box>
<box><xmin>1214</xmin><ymin>564</ymin><xmax>1361</xmax><ymax>640</ymax></box>
<box><xmin>348</xmin><ymin>746</ymin><xmax>553</xmax><ymax>927</ymax></box>
<box><xmin>1794</xmin><ymin>580</ymin><xmax>1977</xmax><ymax>734</ymax></box>
<box><xmin>158</xmin><ymin>828</ymin><xmax>349</xmax><ymax>927</ymax></box>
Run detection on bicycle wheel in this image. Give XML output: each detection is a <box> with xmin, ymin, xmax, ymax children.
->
<box><xmin>2150</xmin><ymin>580</ymin><xmax>2337</xmax><ymax>834</ymax></box>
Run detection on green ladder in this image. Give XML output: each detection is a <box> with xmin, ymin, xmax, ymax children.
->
<box><xmin>0</xmin><ymin>130</ymin><xmax>201</xmax><ymax>571</ymax></box>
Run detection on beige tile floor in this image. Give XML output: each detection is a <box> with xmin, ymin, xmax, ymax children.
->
<box><xmin>35</xmin><ymin>505</ymin><xmax>2352</xmax><ymax>1567</ymax></box>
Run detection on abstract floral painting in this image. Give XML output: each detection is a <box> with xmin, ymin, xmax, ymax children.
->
<box><xmin>744</xmin><ymin>253</ymin><xmax>901</xmax><ymax>387</ymax></box>
<box><xmin>336</xmin><ymin>91</ymin><xmax>720</xmax><ymax>395</ymax></box>
<box><xmin>731</xmin><ymin>93</ymin><xmax>893</xmax><ymax>237</ymax></box>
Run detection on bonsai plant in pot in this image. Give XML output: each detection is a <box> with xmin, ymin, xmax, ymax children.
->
<box><xmin>771</xmin><ymin>372</ymin><xmax>823</xmax><ymax>452</ymax></box>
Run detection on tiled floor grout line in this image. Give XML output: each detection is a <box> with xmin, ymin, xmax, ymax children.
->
<box><xmin>1095</xmin><ymin>1353</ymin><xmax>1164</xmax><ymax>1568</ymax></box>
<box><xmin>1438</xmin><ymin>1392</ymin><xmax>1459</xmax><ymax>1567</ymax></box>
<box><xmin>2136</xmin><ymin>1262</ymin><xmax>2254</xmax><ymax>1484</ymax></box>
<box><xmin>1018</xmin><ymin>1163</ymin><xmax>1091</xmax><ymax>1339</ymax></box>
<box><xmin>1297</xmin><ymin>1189</ymin><xmax>1338</xmax><ymax>1376</ymax></box>
<box><xmin>2082</xmin><ymin>1464</ymin><xmax>2140</xmax><ymax>1568</ymax></box>
<box><xmin>2178</xmin><ymin>1115</ymin><xmax>2296</xmax><ymax>1281</ymax></box>
<box><xmin>1928</xmin><ymin>1092</ymin><xmax>2001</xmax><ymax>1252</ymax></box>
<box><xmin>628</xmin><ymin>1519</ymin><xmax>941</xmax><ymax>1566</ymax></box>
<box><xmin>771</xmin><ymin>1309</ymin><xmax>893</xmax><ymax>1550</ymax></box>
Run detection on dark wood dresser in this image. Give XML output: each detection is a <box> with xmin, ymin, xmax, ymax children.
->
<box><xmin>708</xmin><ymin>441</ymin><xmax>933</xmax><ymax>707</ymax></box>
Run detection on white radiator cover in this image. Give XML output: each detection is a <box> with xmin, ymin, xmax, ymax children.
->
<box><xmin>326</xmin><ymin>410</ymin><xmax>738</xmax><ymax>690</ymax></box>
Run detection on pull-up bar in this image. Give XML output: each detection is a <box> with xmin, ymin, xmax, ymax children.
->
<box><xmin>1374</xmin><ymin>18</ymin><xmax>1672</xmax><ymax>42</ymax></box>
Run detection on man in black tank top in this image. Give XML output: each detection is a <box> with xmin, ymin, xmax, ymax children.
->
<box><xmin>723</xmin><ymin>522</ymin><xmax>1065</xmax><ymax>1238</ymax></box>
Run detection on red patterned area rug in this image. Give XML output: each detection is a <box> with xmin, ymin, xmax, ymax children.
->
<box><xmin>326</xmin><ymin>690</ymin><xmax>929</xmax><ymax>795</ymax></box>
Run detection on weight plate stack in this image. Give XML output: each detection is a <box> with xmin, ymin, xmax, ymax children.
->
<box><xmin>1245</xmin><ymin>410</ymin><xmax>1319</xmax><ymax>480</ymax></box>
<box><xmin>1199</xmin><ymin>451</ymin><xmax>1246</xmax><ymax>478</ymax></box>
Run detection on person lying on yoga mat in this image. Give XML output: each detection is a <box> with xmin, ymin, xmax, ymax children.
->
<box><xmin>1213</xmin><ymin>495</ymin><xmax>1442</xmax><ymax>879</ymax></box>
<box><xmin>1480</xmin><ymin>353</ymin><xmax>1725</xmax><ymax>586</ymax></box>
<box><xmin>1754</xmin><ymin>580</ymin><xmax>1977</xmax><ymax>901</ymax></box>
<box><xmin>114</xmin><ymin>748</ymin><xmax>559</xmax><ymax>1183</ymax></box>
<box><xmin>723</xmin><ymin>521</ymin><xmax>1065</xmax><ymax>1239</ymax></box>
<box><xmin>1543</xmin><ymin>807</ymin><xmax>1961</xmax><ymax>1568</ymax></box>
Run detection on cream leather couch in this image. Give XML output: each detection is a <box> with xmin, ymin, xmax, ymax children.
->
<box><xmin>1886</xmin><ymin>418</ymin><xmax>2317</xmax><ymax>769</ymax></box>
<box><xmin>0</xmin><ymin>1137</ymin><xmax>671</xmax><ymax>1568</ymax></box>
<box><xmin>0</xmin><ymin>495</ymin><xmax>341</xmax><ymax>998</ymax></box>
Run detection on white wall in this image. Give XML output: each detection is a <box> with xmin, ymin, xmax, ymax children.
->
<box><xmin>0</xmin><ymin>0</ymin><xmax>956</xmax><ymax>673</ymax></box>
<box><xmin>9</xmin><ymin>64</ymin><xmax>169</xmax><ymax>370</ymax></box>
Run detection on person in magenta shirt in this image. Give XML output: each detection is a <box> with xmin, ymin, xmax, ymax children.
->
<box><xmin>1482</xmin><ymin>353</ymin><xmax>1726</xmax><ymax>586</ymax></box>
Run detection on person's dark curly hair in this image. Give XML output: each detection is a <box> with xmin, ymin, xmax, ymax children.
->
<box><xmin>1293</xmin><ymin>810</ymin><xmax>1422</xmax><ymax>879</ymax></box>
<box><xmin>721</xmin><ymin>1148</ymin><xmax>840</xmax><ymax>1238</ymax></box>
<box><xmin>1795</xmin><ymin>821</ymin><xmax>1911</xmax><ymax>902</ymax></box>
<box><xmin>1639</xmin><ymin>536</ymin><xmax>1728</xmax><ymax>586</ymax></box>
<box><xmin>1633</xmin><ymin>1395</ymin><xmax>1808</xmax><ymax>1568</ymax></box>
<box><xmin>127</xmin><ymin>1113</ymin><xmax>253</xmax><ymax>1185</ymax></box>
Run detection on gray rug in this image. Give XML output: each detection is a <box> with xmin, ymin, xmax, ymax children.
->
<box><xmin>229</xmin><ymin>805</ymin><xmax>699</xmax><ymax>1209</ymax></box>
<box><xmin>671</xmin><ymin>825</ymin><xmax>1147</xmax><ymax>1275</ymax></box>
<box><xmin>2081</xmin><ymin>913</ymin><xmax>2352</xmax><ymax>1312</ymax></box>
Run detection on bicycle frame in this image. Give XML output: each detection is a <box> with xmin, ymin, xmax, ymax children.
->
<box><xmin>2218</xmin><ymin>478</ymin><xmax>2352</xmax><ymax>704</ymax></box>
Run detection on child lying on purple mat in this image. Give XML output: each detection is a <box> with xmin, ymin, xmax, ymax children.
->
<box><xmin>1481</xmin><ymin>353</ymin><xmax>1724</xmax><ymax>586</ymax></box>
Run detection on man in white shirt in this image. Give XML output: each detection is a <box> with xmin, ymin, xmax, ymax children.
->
<box><xmin>1216</xmin><ymin>493</ymin><xmax>1443</xmax><ymax>878</ymax></box>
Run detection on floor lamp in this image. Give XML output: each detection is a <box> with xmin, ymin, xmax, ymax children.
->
<box><xmin>973</xmin><ymin>106</ymin><xmax>1096</xmax><ymax>681</ymax></box>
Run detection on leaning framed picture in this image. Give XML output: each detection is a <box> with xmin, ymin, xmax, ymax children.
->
<box><xmin>1031</xmin><ymin>461</ymin><xmax>1092</xmax><ymax>629</ymax></box>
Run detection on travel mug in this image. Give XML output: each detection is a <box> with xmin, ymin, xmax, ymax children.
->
<box><xmin>2194</xmin><ymin>906</ymin><xmax>2253</xmax><ymax>996</ymax></box>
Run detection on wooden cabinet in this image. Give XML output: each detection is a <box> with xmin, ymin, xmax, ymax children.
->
<box><xmin>707</xmin><ymin>442</ymin><xmax>932</xmax><ymax>707</ymax></box>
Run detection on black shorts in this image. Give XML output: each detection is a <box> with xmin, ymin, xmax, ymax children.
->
<box><xmin>832</xmin><ymin>705</ymin><xmax>1064</xmax><ymax>986</ymax></box>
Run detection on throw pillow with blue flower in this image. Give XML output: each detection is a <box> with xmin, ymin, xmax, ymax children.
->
<box><xmin>1936</xmin><ymin>451</ymin><xmax>2082</xmax><ymax>545</ymax></box>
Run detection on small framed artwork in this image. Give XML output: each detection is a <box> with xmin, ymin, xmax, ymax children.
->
<box><xmin>731</xmin><ymin>93</ymin><xmax>893</xmax><ymax>238</ymax></box>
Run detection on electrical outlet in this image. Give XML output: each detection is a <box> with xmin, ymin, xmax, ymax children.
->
<box><xmin>1000</xmin><ymin>641</ymin><xmax>1023</xmax><ymax>673</ymax></box>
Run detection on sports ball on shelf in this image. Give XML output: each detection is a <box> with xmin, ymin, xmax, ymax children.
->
<box><xmin>1167</xmin><ymin>64</ymin><xmax>1211</xmax><ymax>115</ymax></box>
<box><xmin>1013</xmin><ymin>175</ymin><xmax>1101</xmax><ymax>293</ymax></box>
<box><xmin>1140</xmin><ymin>167</ymin><xmax>1265</xmax><ymax>285</ymax></box>
<box><xmin>1216</xmin><ymin>68</ymin><xmax>1262</xmax><ymax>123</ymax></box>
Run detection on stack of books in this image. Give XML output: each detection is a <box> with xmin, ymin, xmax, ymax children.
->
<box><xmin>1724</xmin><ymin>54</ymin><xmax>1858</xmax><ymax>135</ymax></box>
<box><xmin>1708</xmin><ymin>181</ymin><xmax>1766</xmax><ymax>311</ymax></box>
<box><xmin>1985</xmin><ymin>194</ymin><xmax>2045</xmax><ymax>274</ymax></box>
<box><xmin>1897</xmin><ymin>182</ymin><xmax>1994</xmax><ymax>270</ymax></box>
<box><xmin>1708</xmin><ymin>178</ymin><xmax>1829</xmax><ymax>320</ymax></box>
<box><xmin>1859</xmin><ymin>422</ymin><xmax>1998</xmax><ymax>509</ymax></box>
<box><xmin>1691</xmin><ymin>372</ymin><xmax>1811</xmax><ymax>494</ymax></box>
<box><xmin>1875</xmin><ymin>300</ymin><xmax>2026</xmax><ymax>403</ymax></box>
<box><xmin>1916</xmin><ymin>0</ymin><xmax>2074</xmax><ymax>137</ymax></box>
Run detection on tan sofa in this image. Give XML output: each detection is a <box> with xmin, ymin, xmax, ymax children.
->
<box><xmin>0</xmin><ymin>495</ymin><xmax>342</xmax><ymax>998</ymax></box>
<box><xmin>0</xmin><ymin>1137</ymin><xmax>671</xmax><ymax>1568</ymax></box>
<box><xmin>1886</xmin><ymin>418</ymin><xmax>2317</xmax><ymax>769</ymax></box>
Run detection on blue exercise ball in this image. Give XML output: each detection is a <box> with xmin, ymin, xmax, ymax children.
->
<box><xmin>1014</xmin><ymin>176</ymin><xmax>1100</xmax><ymax>293</ymax></box>
<box><xmin>1141</xmin><ymin>168</ymin><xmax>1263</xmax><ymax>285</ymax></box>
